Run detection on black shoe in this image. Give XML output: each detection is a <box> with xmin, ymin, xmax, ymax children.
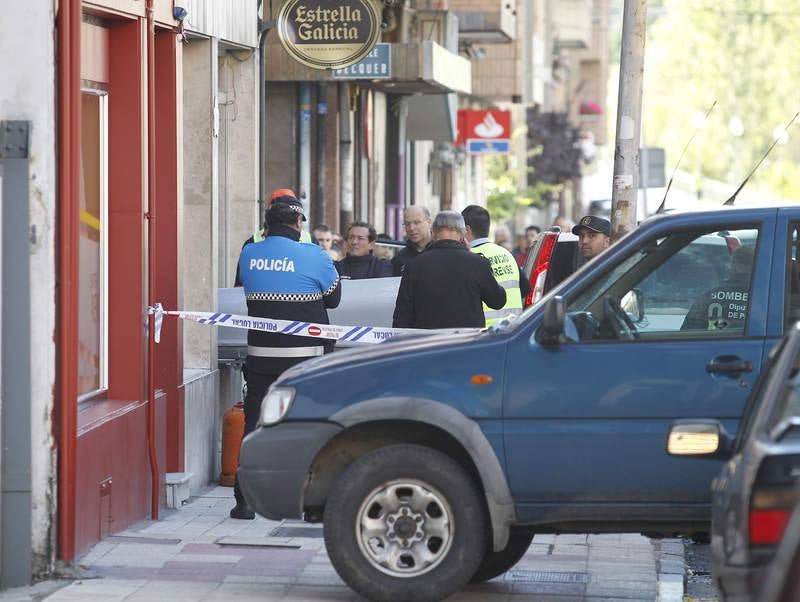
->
<box><xmin>229</xmin><ymin>503</ymin><xmax>255</xmax><ymax>520</ymax></box>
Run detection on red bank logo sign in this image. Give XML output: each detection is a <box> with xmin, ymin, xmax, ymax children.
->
<box><xmin>457</xmin><ymin>109</ymin><xmax>512</xmax><ymax>155</ymax></box>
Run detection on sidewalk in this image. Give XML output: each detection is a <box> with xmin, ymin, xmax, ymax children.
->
<box><xmin>1</xmin><ymin>487</ymin><xmax>686</xmax><ymax>601</ymax></box>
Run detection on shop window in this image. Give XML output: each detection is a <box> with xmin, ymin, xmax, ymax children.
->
<box><xmin>79</xmin><ymin>91</ymin><xmax>108</xmax><ymax>398</ymax></box>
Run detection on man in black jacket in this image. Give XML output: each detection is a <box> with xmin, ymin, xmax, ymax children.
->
<box><xmin>336</xmin><ymin>221</ymin><xmax>393</xmax><ymax>279</ymax></box>
<box><xmin>392</xmin><ymin>205</ymin><xmax>432</xmax><ymax>275</ymax></box>
<box><xmin>393</xmin><ymin>211</ymin><xmax>506</xmax><ymax>329</ymax></box>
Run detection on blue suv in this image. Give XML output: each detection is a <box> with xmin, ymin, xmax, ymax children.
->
<box><xmin>238</xmin><ymin>206</ymin><xmax>800</xmax><ymax>601</ymax></box>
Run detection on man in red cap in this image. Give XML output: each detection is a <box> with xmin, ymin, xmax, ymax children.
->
<box><xmin>270</xmin><ymin>188</ymin><xmax>297</xmax><ymax>205</ymax></box>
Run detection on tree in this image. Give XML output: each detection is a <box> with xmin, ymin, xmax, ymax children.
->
<box><xmin>526</xmin><ymin>111</ymin><xmax>583</xmax><ymax>186</ymax></box>
<box><xmin>486</xmin><ymin>154</ymin><xmax>558</xmax><ymax>222</ymax></box>
<box><xmin>644</xmin><ymin>0</ymin><xmax>800</xmax><ymax>200</ymax></box>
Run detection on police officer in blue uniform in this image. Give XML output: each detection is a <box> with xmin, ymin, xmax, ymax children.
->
<box><xmin>231</xmin><ymin>197</ymin><xmax>341</xmax><ymax>519</ymax></box>
<box><xmin>233</xmin><ymin>188</ymin><xmax>313</xmax><ymax>287</ymax></box>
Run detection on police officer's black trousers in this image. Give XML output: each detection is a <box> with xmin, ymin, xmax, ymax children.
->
<box><xmin>233</xmin><ymin>368</ymin><xmax>279</xmax><ymax>506</ymax></box>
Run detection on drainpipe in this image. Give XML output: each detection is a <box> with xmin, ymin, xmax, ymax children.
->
<box><xmin>145</xmin><ymin>0</ymin><xmax>160</xmax><ymax>521</ymax></box>
<box><xmin>56</xmin><ymin>0</ymin><xmax>81</xmax><ymax>562</ymax></box>
<box><xmin>397</xmin><ymin>97</ymin><xmax>408</xmax><ymax>211</ymax></box>
<box><xmin>338</xmin><ymin>83</ymin><xmax>354</xmax><ymax>230</ymax></box>
<box><xmin>315</xmin><ymin>83</ymin><xmax>327</xmax><ymax>224</ymax></box>
<box><xmin>257</xmin><ymin>0</ymin><xmax>270</xmax><ymax>224</ymax></box>
<box><xmin>298</xmin><ymin>83</ymin><xmax>312</xmax><ymax>219</ymax></box>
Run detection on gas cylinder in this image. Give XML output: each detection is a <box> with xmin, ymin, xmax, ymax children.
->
<box><xmin>220</xmin><ymin>402</ymin><xmax>245</xmax><ymax>486</ymax></box>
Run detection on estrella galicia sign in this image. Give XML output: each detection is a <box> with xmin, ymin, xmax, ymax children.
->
<box><xmin>277</xmin><ymin>0</ymin><xmax>382</xmax><ymax>70</ymax></box>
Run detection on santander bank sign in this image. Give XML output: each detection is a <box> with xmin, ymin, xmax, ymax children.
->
<box><xmin>456</xmin><ymin>109</ymin><xmax>512</xmax><ymax>155</ymax></box>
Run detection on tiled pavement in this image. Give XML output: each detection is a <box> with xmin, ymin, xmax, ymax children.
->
<box><xmin>1</xmin><ymin>487</ymin><xmax>686</xmax><ymax>601</ymax></box>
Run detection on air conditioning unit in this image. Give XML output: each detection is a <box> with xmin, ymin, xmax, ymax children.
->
<box><xmin>399</xmin><ymin>9</ymin><xmax>459</xmax><ymax>52</ymax></box>
<box><xmin>453</xmin><ymin>5</ymin><xmax>516</xmax><ymax>44</ymax></box>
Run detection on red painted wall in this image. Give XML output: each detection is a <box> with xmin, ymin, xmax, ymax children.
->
<box><xmin>154</xmin><ymin>31</ymin><xmax>184</xmax><ymax>472</ymax></box>
<box><xmin>107</xmin><ymin>18</ymin><xmax>146</xmax><ymax>402</ymax></box>
<box><xmin>75</xmin><ymin>402</ymin><xmax>150</xmax><ymax>553</ymax></box>
<box><xmin>75</xmin><ymin>16</ymin><xmax>150</xmax><ymax>557</ymax></box>
<box><xmin>73</xmin><ymin>17</ymin><xmax>180</xmax><ymax>557</ymax></box>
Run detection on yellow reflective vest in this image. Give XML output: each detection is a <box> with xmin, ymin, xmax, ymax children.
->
<box><xmin>471</xmin><ymin>241</ymin><xmax>523</xmax><ymax>327</ymax></box>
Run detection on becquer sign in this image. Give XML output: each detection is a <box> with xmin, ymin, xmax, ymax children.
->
<box><xmin>332</xmin><ymin>43</ymin><xmax>391</xmax><ymax>79</ymax></box>
<box><xmin>277</xmin><ymin>0</ymin><xmax>382</xmax><ymax>70</ymax></box>
<box><xmin>457</xmin><ymin>109</ymin><xmax>512</xmax><ymax>155</ymax></box>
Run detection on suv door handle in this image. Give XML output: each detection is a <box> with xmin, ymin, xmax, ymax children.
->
<box><xmin>706</xmin><ymin>356</ymin><xmax>753</xmax><ymax>374</ymax></box>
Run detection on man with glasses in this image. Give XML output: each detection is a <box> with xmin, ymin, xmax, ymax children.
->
<box><xmin>392</xmin><ymin>205</ymin><xmax>433</xmax><ymax>276</ymax></box>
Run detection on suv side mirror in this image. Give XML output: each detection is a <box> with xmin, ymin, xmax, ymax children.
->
<box><xmin>666</xmin><ymin>420</ymin><xmax>734</xmax><ymax>460</ymax></box>
<box><xmin>536</xmin><ymin>296</ymin><xmax>566</xmax><ymax>346</ymax></box>
<box><xmin>621</xmin><ymin>288</ymin><xmax>645</xmax><ymax>323</ymax></box>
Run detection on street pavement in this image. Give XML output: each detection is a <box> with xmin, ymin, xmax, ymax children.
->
<box><xmin>1</xmin><ymin>487</ymin><xmax>697</xmax><ymax>601</ymax></box>
<box><xmin>683</xmin><ymin>540</ymin><xmax>717</xmax><ymax>602</ymax></box>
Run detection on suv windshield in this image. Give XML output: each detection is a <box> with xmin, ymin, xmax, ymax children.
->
<box><xmin>637</xmin><ymin>235</ymin><xmax>730</xmax><ymax>312</ymax></box>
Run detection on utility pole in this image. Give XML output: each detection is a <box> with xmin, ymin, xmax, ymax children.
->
<box><xmin>611</xmin><ymin>0</ymin><xmax>647</xmax><ymax>241</ymax></box>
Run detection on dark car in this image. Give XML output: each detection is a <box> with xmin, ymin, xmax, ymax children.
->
<box><xmin>667</xmin><ymin>323</ymin><xmax>800</xmax><ymax>601</ymax></box>
<box><xmin>757</xmin><ymin>501</ymin><xmax>800</xmax><ymax>602</ymax></box>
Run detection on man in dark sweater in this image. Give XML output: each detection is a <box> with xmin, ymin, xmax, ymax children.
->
<box><xmin>392</xmin><ymin>205</ymin><xmax>432</xmax><ymax>275</ymax></box>
<box><xmin>393</xmin><ymin>211</ymin><xmax>506</xmax><ymax>329</ymax></box>
<box><xmin>336</xmin><ymin>221</ymin><xmax>393</xmax><ymax>279</ymax></box>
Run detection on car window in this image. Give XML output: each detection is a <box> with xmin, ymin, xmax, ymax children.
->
<box><xmin>776</xmin><ymin>375</ymin><xmax>800</xmax><ymax>422</ymax></box>
<box><xmin>768</xmin><ymin>347</ymin><xmax>800</xmax><ymax>433</ymax></box>
<box><xmin>546</xmin><ymin>240</ymin><xmax>579</xmax><ymax>291</ymax></box>
<box><xmin>785</xmin><ymin>224</ymin><xmax>800</xmax><ymax>330</ymax></box>
<box><xmin>565</xmin><ymin>227</ymin><xmax>760</xmax><ymax>342</ymax></box>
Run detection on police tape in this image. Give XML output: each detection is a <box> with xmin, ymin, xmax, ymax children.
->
<box><xmin>147</xmin><ymin>304</ymin><xmax>482</xmax><ymax>345</ymax></box>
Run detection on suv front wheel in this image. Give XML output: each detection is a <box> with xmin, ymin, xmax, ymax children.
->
<box><xmin>323</xmin><ymin>444</ymin><xmax>487</xmax><ymax>602</ymax></box>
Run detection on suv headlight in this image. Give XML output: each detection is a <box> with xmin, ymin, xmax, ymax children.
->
<box><xmin>259</xmin><ymin>387</ymin><xmax>295</xmax><ymax>426</ymax></box>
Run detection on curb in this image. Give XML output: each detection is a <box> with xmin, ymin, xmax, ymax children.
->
<box><xmin>654</xmin><ymin>538</ymin><xmax>686</xmax><ymax>601</ymax></box>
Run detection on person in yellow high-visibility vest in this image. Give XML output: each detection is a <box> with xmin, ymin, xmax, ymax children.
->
<box><xmin>462</xmin><ymin>205</ymin><xmax>530</xmax><ymax>327</ymax></box>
